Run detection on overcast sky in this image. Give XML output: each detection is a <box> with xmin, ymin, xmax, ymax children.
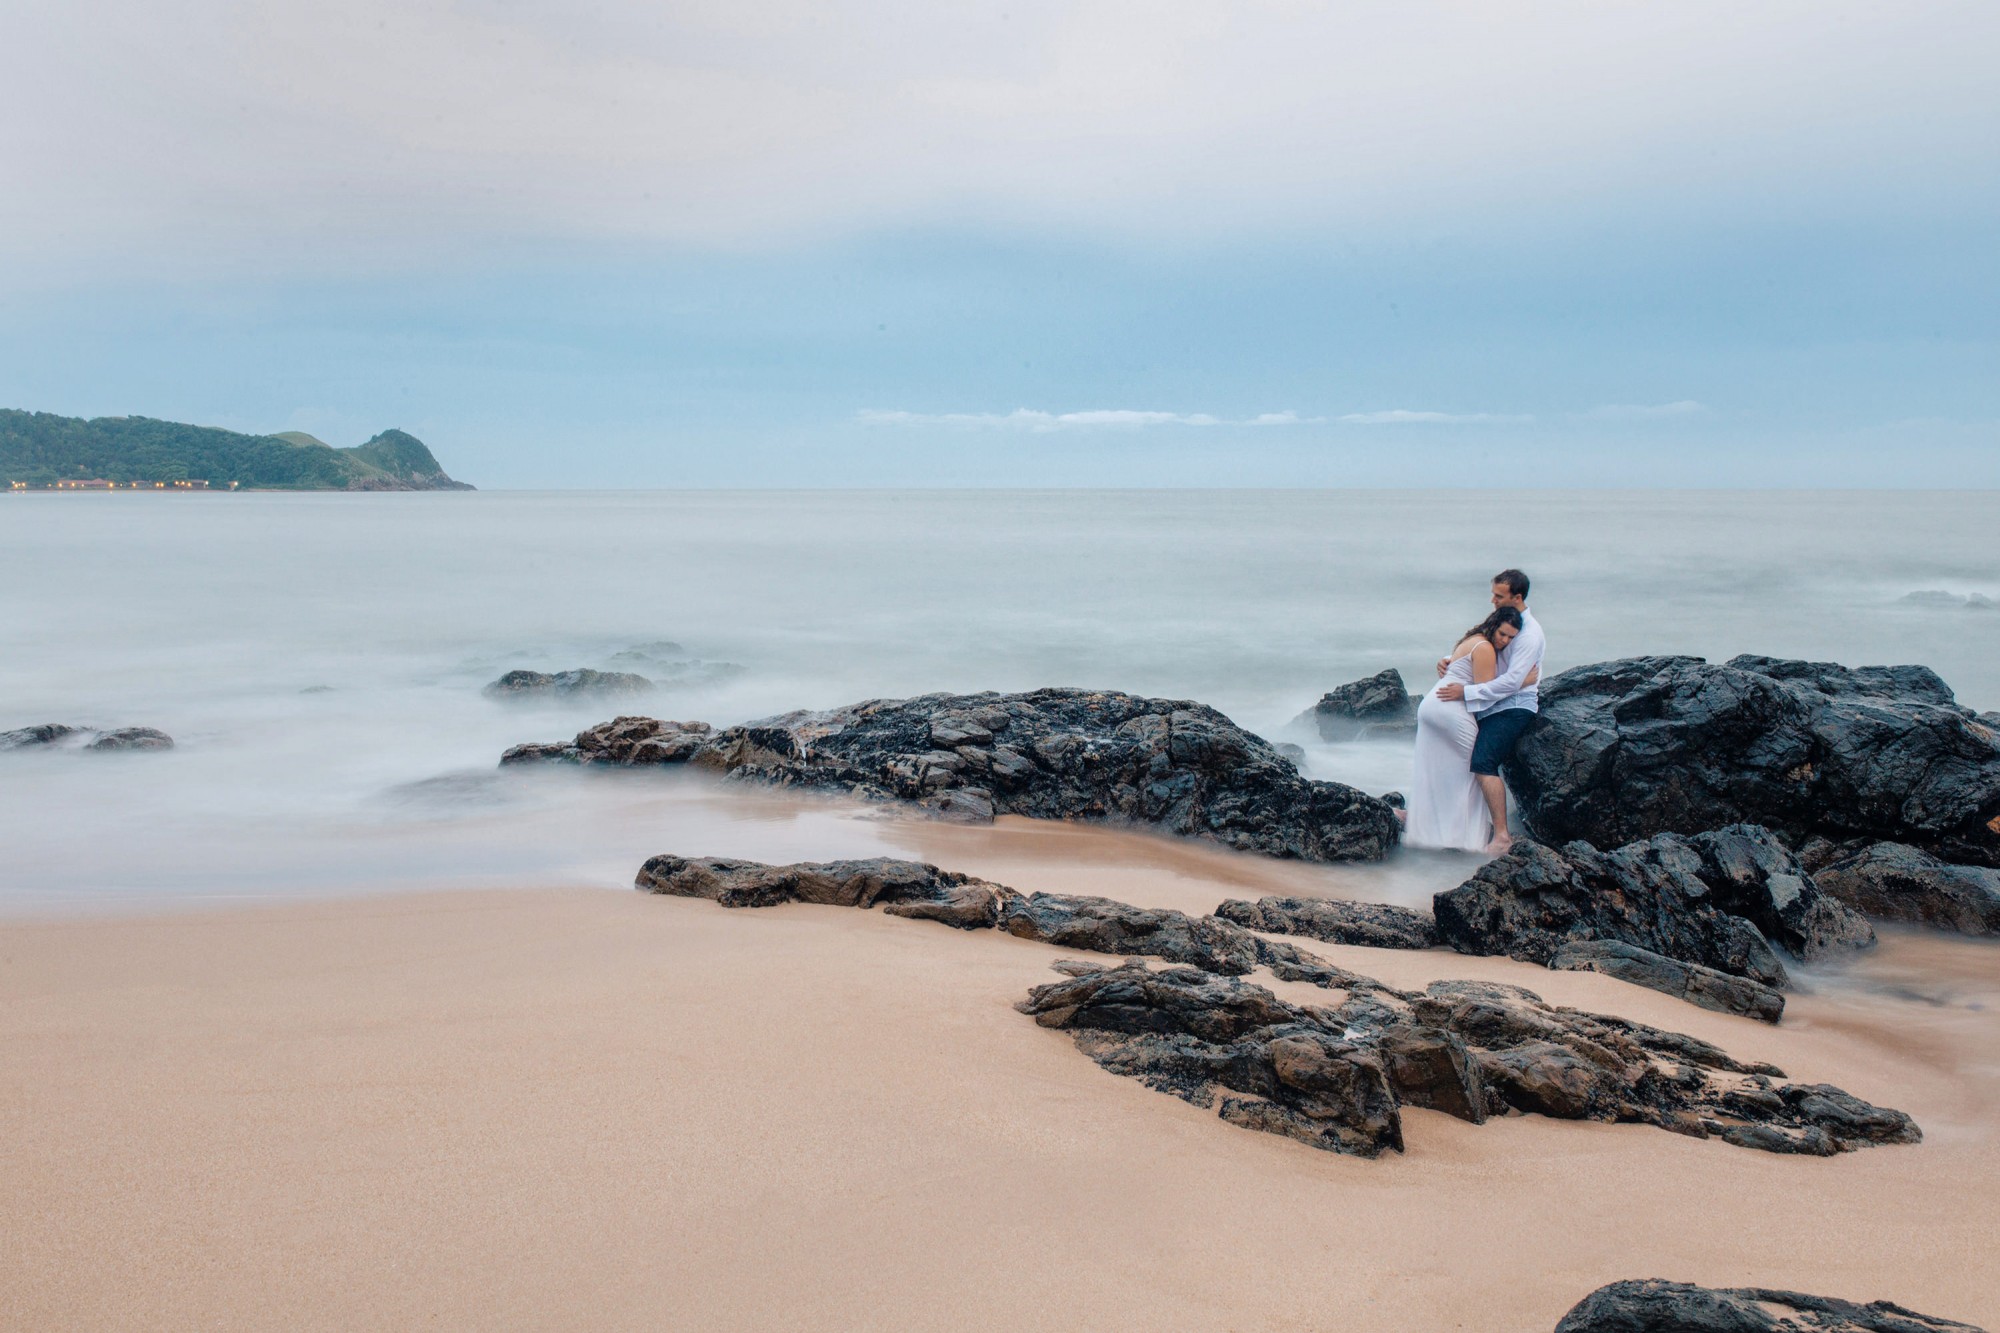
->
<box><xmin>3</xmin><ymin>0</ymin><xmax>1995</xmax><ymax>486</ymax></box>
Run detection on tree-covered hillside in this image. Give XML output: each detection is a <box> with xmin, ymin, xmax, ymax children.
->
<box><xmin>0</xmin><ymin>411</ymin><xmax>474</xmax><ymax>490</ymax></box>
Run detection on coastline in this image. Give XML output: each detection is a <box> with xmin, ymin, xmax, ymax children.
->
<box><xmin>4</xmin><ymin>865</ymin><xmax>1994</xmax><ymax>1331</ymax></box>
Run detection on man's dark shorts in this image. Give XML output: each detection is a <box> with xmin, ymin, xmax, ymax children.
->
<box><xmin>1470</xmin><ymin>708</ymin><xmax>1536</xmax><ymax>777</ymax></box>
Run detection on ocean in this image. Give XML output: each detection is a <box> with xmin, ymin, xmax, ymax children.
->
<box><xmin>4</xmin><ymin>488</ymin><xmax>1997</xmax><ymax>911</ymax></box>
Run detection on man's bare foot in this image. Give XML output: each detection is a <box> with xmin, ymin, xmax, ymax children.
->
<box><xmin>1483</xmin><ymin>833</ymin><xmax>1514</xmax><ymax>856</ymax></box>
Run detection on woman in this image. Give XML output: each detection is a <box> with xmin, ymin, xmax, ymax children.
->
<box><xmin>1403</xmin><ymin>607</ymin><xmax>1533</xmax><ymax>852</ymax></box>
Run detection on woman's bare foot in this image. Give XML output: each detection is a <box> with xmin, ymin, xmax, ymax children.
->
<box><xmin>1483</xmin><ymin>832</ymin><xmax>1514</xmax><ymax>856</ymax></box>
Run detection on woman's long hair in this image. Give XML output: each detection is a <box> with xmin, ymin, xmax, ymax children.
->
<box><xmin>1461</xmin><ymin>605</ymin><xmax>1524</xmax><ymax>646</ymax></box>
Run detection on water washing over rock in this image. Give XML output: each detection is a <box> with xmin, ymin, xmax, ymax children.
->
<box><xmin>509</xmin><ymin>688</ymin><xmax>1402</xmax><ymax>862</ymax></box>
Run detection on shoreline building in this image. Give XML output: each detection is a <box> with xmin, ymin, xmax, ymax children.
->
<box><xmin>36</xmin><ymin>478</ymin><xmax>212</xmax><ymax>491</ymax></box>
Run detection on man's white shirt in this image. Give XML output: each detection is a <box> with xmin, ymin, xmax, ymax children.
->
<box><xmin>1463</xmin><ymin>606</ymin><xmax>1544</xmax><ymax>716</ymax></box>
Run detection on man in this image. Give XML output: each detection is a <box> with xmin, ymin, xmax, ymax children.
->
<box><xmin>1434</xmin><ymin>568</ymin><xmax>1543</xmax><ymax>855</ymax></box>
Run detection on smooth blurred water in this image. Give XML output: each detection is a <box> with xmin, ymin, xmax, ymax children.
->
<box><xmin>4</xmin><ymin>489</ymin><xmax>1997</xmax><ymax>909</ymax></box>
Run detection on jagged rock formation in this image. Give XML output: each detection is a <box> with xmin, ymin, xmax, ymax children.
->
<box><xmin>1807</xmin><ymin>841</ymin><xmax>2000</xmax><ymax>936</ymax></box>
<box><xmin>1</xmin><ymin>724</ymin><xmax>173</xmax><ymax>751</ymax></box>
<box><xmin>1434</xmin><ymin>826</ymin><xmax>1874</xmax><ymax>1002</ymax></box>
<box><xmin>633</xmin><ymin>854</ymin><xmax>1920</xmax><ymax>1158</ymax></box>
<box><xmin>502</xmin><ymin>716</ymin><xmax>713</xmax><ymax>765</ymax></box>
<box><xmin>999</xmin><ymin>893</ymin><xmax>1263</xmax><ymax>972</ymax></box>
<box><xmin>1198</xmin><ymin>827</ymin><xmax>1863</xmax><ymax>1022</ymax></box>
<box><xmin>1294</xmin><ymin>668</ymin><xmax>1420</xmax><ymax>741</ymax></box>
<box><xmin>1553</xmin><ymin>1278</ymin><xmax>1985</xmax><ymax>1332</ymax></box>
<box><xmin>1025</xmin><ymin>961</ymin><xmax>1913</xmax><ymax>1157</ymax></box>
<box><xmin>1550</xmin><ymin>940</ymin><xmax>1786</xmax><ymax>1024</ymax></box>
<box><xmin>484</xmin><ymin>669</ymin><xmax>654</xmax><ymax>701</ymax></box>
<box><xmin>1022</xmin><ymin>962</ymin><xmax>1412</xmax><ymax>1156</ymax></box>
<box><xmin>636</xmin><ymin>854</ymin><xmax>1015</xmax><ymax>929</ymax></box>
<box><xmin>509</xmin><ymin>689</ymin><xmax>1402</xmax><ymax>862</ymax></box>
<box><xmin>1507</xmin><ymin>656</ymin><xmax>2000</xmax><ymax>871</ymax></box>
<box><xmin>1214</xmin><ymin>895</ymin><xmax>1438</xmax><ymax>949</ymax></box>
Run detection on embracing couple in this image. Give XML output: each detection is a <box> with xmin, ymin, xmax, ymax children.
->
<box><xmin>1403</xmin><ymin>568</ymin><xmax>1544</xmax><ymax>856</ymax></box>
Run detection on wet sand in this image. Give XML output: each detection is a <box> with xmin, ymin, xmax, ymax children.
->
<box><xmin>3</xmin><ymin>823</ymin><xmax>1996</xmax><ymax>1331</ymax></box>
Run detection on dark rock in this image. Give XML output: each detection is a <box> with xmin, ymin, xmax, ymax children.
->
<box><xmin>84</xmin><ymin>727</ymin><xmax>174</xmax><ymax>751</ymax></box>
<box><xmin>1550</xmin><ymin>939</ymin><xmax>1786</xmax><ymax>1023</ymax></box>
<box><xmin>1433</xmin><ymin>825</ymin><xmax>1872</xmax><ymax>1009</ymax></box>
<box><xmin>1215</xmin><ymin>895</ymin><xmax>1438</xmax><ymax>949</ymax></box>
<box><xmin>1024</xmin><ymin>960</ymin><xmax>1918</xmax><ymax>1158</ymax></box>
<box><xmin>1507</xmin><ymin>655</ymin><xmax>2000</xmax><ymax>869</ymax></box>
<box><xmin>485</xmin><ymin>668</ymin><xmax>654</xmax><ymax>700</ymax></box>
<box><xmin>500</xmin><ymin>715</ymin><xmax>714</xmax><ymax>766</ymax></box>
<box><xmin>634</xmin><ymin>854</ymin><xmax>1016</xmax><ymax>929</ymax></box>
<box><xmin>1249</xmin><ymin>936</ymin><xmax>1380</xmax><ymax>991</ymax></box>
<box><xmin>1022</xmin><ymin>962</ymin><xmax>1409</xmax><ymax>1157</ymax></box>
<box><xmin>1435</xmin><ymin>835</ymin><xmax>1789</xmax><ymax>987</ymax></box>
<box><xmin>999</xmin><ymin>893</ymin><xmax>1261</xmax><ymax>974</ymax></box>
<box><xmin>511</xmin><ymin>689</ymin><xmax>1402</xmax><ymax>862</ymax></box>
<box><xmin>1296</xmin><ymin>668</ymin><xmax>1420</xmax><ymax>741</ymax></box>
<box><xmin>2</xmin><ymin>724</ymin><xmax>173</xmax><ymax>752</ymax></box>
<box><xmin>634</xmin><ymin>854</ymin><xmax>1920</xmax><ymax>1158</ymax></box>
<box><xmin>0</xmin><ymin>723</ymin><xmax>78</xmax><ymax>749</ymax></box>
<box><xmin>1811</xmin><ymin>842</ymin><xmax>2000</xmax><ymax>936</ymax></box>
<box><xmin>1409</xmin><ymin>976</ymin><xmax>1917</xmax><ymax>1149</ymax></box>
<box><xmin>1374</xmin><ymin>1026</ymin><xmax>1487</xmax><ymax>1123</ymax></box>
<box><xmin>1687</xmin><ymin>825</ymin><xmax>1876</xmax><ymax>959</ymax></box>
<box><xmin>1553</xmin><ymin>1277</ymin><xmax>1985</xmax><ymax>1332</ymax></box>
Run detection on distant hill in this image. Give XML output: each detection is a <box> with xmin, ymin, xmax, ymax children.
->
<box><xmin>0</xmin><ymin>410</ymin><xmax>474</xmax><ymax>490</ymax></box>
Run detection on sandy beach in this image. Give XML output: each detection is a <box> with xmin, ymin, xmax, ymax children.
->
<box><xmin>4</xmin><ymin>822</ymin><xmax>1995</xmax><ymax>1332</ymax></box>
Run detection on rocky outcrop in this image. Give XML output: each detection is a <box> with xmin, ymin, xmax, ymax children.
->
<box><xmin>1550</xmin><ymin>939</ymin><xmax>1786</xmax><ymax>1023</ymax></box>
<box><xmin>1507</xmin><ymin>655</ymin><xmax>2000</xmax><ymax>869</ymax></box>
<box><xmin>1022</xmin><ymin>962</ymin><xmax>1410</xmax><ymax>1156</ymax></box>
<box><xmin>501</xmin><ymin>716</ymin><xmax>713</xmax><ymax>766</ymax></box>
<box><xmin>1554</xmin><ymin>1278</ymin><xmax>1985</xmax><ymax>1332</ymax></box>
<box><xmin>1434</xmin><ymin>827</ymin><xmax>1871</xmax><ymax>994</ymax></box>
<box><xmin>1295</xmin><ymin>668</ymin><xmax>1419</xmax><ymax>741</ymax></box>
<box><xmin>999</xmin><ymin>893</ymin><xmax>1262</xmax><ymax>973</ymax></box>
<box><xmin>512</xmin><ymin>689</ymin><xmax>1402</xmax><ymax>862</ymax></box>
<box><xmin>635</xmin><ymin>854</ymin><xmax>1017</xmax><ymax>929</ymax></box>
<box><xmin>1684</xmin><ymin>825</ymin><xmax>1876</xmax><ymax>959</ymax></box>
<box><xmin>1</xmin><ymin>724</ymin><xmax>172</xmax><ymax>751</ymax></box>
<box><xmin>634</xmin><ymin>854</ymin><xmax>1919</xmax><ymax>1158</ymax></box>
<box><xmin>485</xmin><ymin>669</ymin><xmax>653</xmax><ymax>700</ymax></box>
<box><xmin>1214</xmin><ymin>895</ymin><xmax>1438</xmax><ymax>949</ymax></box>
<box><xmin>1808</xmin><ymin>842</ymin><xmax>2000</xmax><ymax>936</ymax></box>
<box><xmin>1</xmin><ymin>724</ymin><xmax>77</xmax><ymax>749</ymax></box>
<box><xmin>86</xmin><ymin>727</ymin><xmax>174</xmax><ymax>751</ymax></box>
<box><xmin>1024</xmin><ymin>961</ymin><xmax>1917</xmax><ymax>1158</ymax></box>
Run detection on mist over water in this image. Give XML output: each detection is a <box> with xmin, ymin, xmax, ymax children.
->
<box><xmin>4</xmin><ymin>489</ymin><xmax>1998</xmax><ymax>911</ymax></box>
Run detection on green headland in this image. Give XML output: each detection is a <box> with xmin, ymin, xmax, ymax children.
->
<box><xmin>1</xmin><ymin>409</ymin><xmax>474</xmax><ymax>490</ymax></box>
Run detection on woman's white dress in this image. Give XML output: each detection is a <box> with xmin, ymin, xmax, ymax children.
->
<box><xmin>1404</xmin><ymin>653</ymin><xmax>1491</xmax><ymax>852</ymax></box>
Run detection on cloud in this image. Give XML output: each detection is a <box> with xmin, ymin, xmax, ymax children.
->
<box><xmin>1580</xmin><ymin>400</ymin><xmax>1705</xmax><ymax>420</ymax></box>
<box><xmin>3</xmin><ymin>1</ymin><xmax>1993</xmax><ymax>276</ymax></box>
<box><xmin>857</xmin><ymin>408</ymin><xmax>1318</xmax><ymax>431</ymax></box>
<box><xmin>1337</xmin><ymin>410</ymin><xmax>1534</xmax><ymax>425</ymax></box>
